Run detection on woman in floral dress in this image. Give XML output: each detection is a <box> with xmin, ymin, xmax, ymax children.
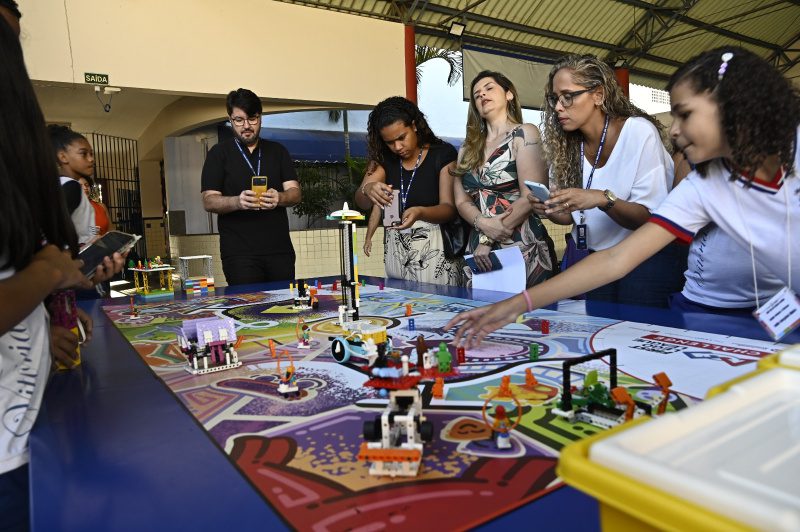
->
<box><xmin>454</xmin><ymin>71</ymin><xmax>557</xmax><ymax>287</ymax></box>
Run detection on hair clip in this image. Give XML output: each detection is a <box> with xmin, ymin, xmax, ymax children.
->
<box><xmin>717</xmin><ymin>52</ymin><xmax>734</xmax><ymax>81</ymax></box>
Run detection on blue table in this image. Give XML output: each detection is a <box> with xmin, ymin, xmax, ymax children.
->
<box><xmin>29</xmin><ymin>277</ymin><xmax>795</xmax><ymax>531</ymax></box>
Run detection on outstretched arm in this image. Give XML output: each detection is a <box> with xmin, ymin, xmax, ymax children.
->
<box><xmin>446</xmin><ymin>222</ymin><xmax>676</xmax><ymax>346</ymax></box>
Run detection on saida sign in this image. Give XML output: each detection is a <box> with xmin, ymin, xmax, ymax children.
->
<box><xmin>84</xmin><ymin>73</ymin><xmax>109</xmax><ymax>84</ymax></box>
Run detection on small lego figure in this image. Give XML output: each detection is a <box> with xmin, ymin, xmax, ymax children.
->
<box><xmin>298</xmin><ymin>324</ymin><xmax>311</xmax><ymax>349</ymax></box>
<box><xmin>529</xmin><ymin>343</ymin><xmax>539</xmax><ymax>361</ymax></box>
<box><xmin>408</xmin><ymin>318</ymin><xmax>415</xmax><ymax>331</ymax></box>
<box><xmin>541</xmin><ymin>319</ymin><xmax>550</xmax><ymax>334</ymax></box>
<box><xmin>525</xmin><ymin>368</ymin><xmax>538</xmax><ymax>387</ymax></box>
<box><xmin>432</xmin><ymin>377</ymin><xmax>444</xmax><ymax>399</ymax></box>
<box><xmin>492</xmin><ymin>405</ymin><xmax>512</xmax><ymax>450</ymax></box>
<box><xmin>332</xmin><ymin>279</ymin><xmax>338</xmax><ymax>291</ymax></box>
<box><xmin>405</xmin><ymin>303</ymin><xmax>413</xmax><ymax>317</ymax></box>
<box><xmin>437</xmin><ymin>342</ymin><xmax>451</xmax><ymax>373</ymax></box>
<box><xmin>315</xmin><ymin>279</ymin><xmax>321</xmax><ymax>289</ymax></box>
<box><xmin>497</xmin><ymin>375</ymin><xmax>512</xmax><ymax>398</ymax></box>
<box><xmin>416</xmin><ymin>335</ymin><xmax>427</xmax><ymax>371</ymax></box>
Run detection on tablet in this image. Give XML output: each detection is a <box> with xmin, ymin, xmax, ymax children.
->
<box><xmin>78</xmin><ymin>231</ymin><xmax>140</xmax><ymax>278</ymax></box>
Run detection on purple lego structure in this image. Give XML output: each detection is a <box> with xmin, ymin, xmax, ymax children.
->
<box><xmin>177</xmin><ymin>317</ymin><xmax>242</xmax><ymax>375</ymax></box>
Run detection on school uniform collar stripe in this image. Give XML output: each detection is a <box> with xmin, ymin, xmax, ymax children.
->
<box><xmin>649</xmin><ymin>214</ymin><xmax>694</xmax><ymax>243</ymax></box>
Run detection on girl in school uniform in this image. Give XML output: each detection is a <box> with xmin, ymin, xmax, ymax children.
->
<box><xmin>448</xmin><ymin>47</ymin><xmax>800</xmax><ymax>346</ymax></box>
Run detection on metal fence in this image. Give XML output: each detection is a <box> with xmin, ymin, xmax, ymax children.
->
<box><xmin>85</xmin><ymin>132</ymin><xmax>146</xmax><ymax>259</ymax></box>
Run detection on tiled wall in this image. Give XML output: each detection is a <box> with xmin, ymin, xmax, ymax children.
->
<box><xmin>169</xmin><ymin>227</ymin><xmax>386</xmax><ymax>287</ymax></box>
<box><xmin>169</xmin><ymin>221</ymin><xmax>568</xmax><ymax>288</ymax></box>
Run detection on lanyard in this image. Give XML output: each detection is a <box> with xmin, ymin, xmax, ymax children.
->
<box><xmin>733</xmin><ymin>169</ymin><xmax>792</xmax><ymax>310</ymax></box>
<box><xmin>399</xmin><ymin>148</ymin><xmax>424</xmax><ymax>209</ymax></box>
<box><xmin>235</xmin><ymin>139</ymin><xmax>261</xmax><ymax>176</ymax></box>
<box><xmin>579</xmin><ymin>115</ymin><xmax>610</xmax><ymax>224</ymax></box>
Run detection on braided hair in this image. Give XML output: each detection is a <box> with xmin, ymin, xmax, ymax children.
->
<box><xmin>542</xmin><ymin>54</ymin><xmax>667</xmax><ymax>189</ymax></box>
<box><xmin>667</xmin><ymin>46</ymin><xmax>799</xmax><ymax>179</ymax></box>
<box><xmin>366</xmin><ymin>96</ymin><xmax>442</xmax><ymax>168</ymax></box>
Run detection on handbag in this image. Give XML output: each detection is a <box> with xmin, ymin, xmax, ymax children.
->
<box><xmin>560</xmin><ymin>233</ymin><xmax>589</xmax><ymax>272</ymax></box>
<box><xmin>440</xmin><ymin>216</ymin><xmax>469</xmax><ymax>260</ymax></box>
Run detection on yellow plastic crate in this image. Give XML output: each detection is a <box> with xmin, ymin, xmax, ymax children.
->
<box><xmin>558</xmin><ymin>419</ymin><xmax>748</xmax><ymax>531</ymax></box>
<box><xmin>559</xmin><ymin>350</ymin><xmax>800</xmax><ymax>531</ymax></box>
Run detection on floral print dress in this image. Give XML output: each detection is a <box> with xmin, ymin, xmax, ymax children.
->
<box><xmin>461</xmin><ymin>127</ymin><xmax>557</xmax><ymax>287</ymax></box>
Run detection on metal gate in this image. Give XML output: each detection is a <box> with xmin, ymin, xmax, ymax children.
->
<box><xmin>84</xmin><ymin>132</ymin><xmax>146</xmax><ymax>259</ymax></box>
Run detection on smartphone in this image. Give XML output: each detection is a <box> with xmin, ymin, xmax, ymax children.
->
<box><xmin>78</xmin><ymin>231</ymin><xmax>140</xmax><ymax>279</ymax></box>
<box><xmin>524</xmin><ymin>180</ymin><xmax>550</xmax><ymax>202</ymax></box>
<box><xmin>382</xmin><ymin>190</ymin><xmax>402</xmax><ymax>227</ymax></box>
<box><xmin>465</xmin><ymin>252</ymin><xmax>503</xmax><ymax>274</ymax></box>
<box><xmin>251</xmin><ymin>176</ymin><xmax>268</xmax><ymax>196</ymax></box>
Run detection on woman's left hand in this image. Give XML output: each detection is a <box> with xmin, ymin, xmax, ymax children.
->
<box><xmin>392</xmin><ymin>206</ymin><xmax>423</xmax><ymax>230</ymax></box>
<box><xmin>545</xmin><ymin>188</ymin><xmax>605</xmax><ymax>215</ymax></box>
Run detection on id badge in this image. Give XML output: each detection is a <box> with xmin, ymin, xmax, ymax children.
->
<box><xmin>576</xmin><ymin>224</ymin><xmax>588</xmax><ymax>250</ymax></box>
<box><xmin>753</xmin><ymin>286</ymin><xmax>800</xmax><ymax>341</ymax></box>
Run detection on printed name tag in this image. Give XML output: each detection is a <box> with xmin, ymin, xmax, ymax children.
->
<box><xmin>753</xmin><ymin>286</ymin><xmax>800</xmax><ymax>341</ymax></box>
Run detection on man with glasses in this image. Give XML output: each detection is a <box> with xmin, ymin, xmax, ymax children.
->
<box><xmin>202</xmin><ymin>88</ymin><xmax>301</xmax><ymax>285</ymax></box>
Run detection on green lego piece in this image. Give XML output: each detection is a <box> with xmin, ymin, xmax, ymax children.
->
<box><xmin>529</xmin><ymin>343</ymin><xmax>539</xmax><ymax>361</ymax></box>
<box><xmin>437</xmin><ymin>343</ymin><xmax>452</xmax><ymax>373</ymax></box>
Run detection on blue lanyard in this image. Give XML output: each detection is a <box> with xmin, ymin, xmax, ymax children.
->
<box><xmin>235</xmin><ymin>139</ymin><xmax>261</xmax><ymax>176</ymax></box>
<box><xmin>399</xmin><ymin>148</ymin><xmax>424</xmax><ymax>209</ymax></box>
<box><xmin>579</xmin><ymin>115</ymin><xmax>610</xmax><ymax>223</ymax></box>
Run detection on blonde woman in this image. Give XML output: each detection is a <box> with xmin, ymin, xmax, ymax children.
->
<box><xmin>536</xmin><ymin>54</ymin><xmax>684</xmax><ymax>307</ymax></box>
<box><xmin>454</xmin><ymin>71</ymin><xmax>556</xmax><ymax>287</ymax></box>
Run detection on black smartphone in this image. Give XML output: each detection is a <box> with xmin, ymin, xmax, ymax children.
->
<box><xmin>382</xmin><ymin>190</ymin><xmax>402</xmax><ymax>227</ymax></box>
<box><xmin>78</xmin><ymin>231</ymin><xmax>140</xmax><ymax>278</ymax></box>
<box><xmin>465</xmin><ymin>252</ymin><xmax>503</xmax><ymax>274</ymax></box>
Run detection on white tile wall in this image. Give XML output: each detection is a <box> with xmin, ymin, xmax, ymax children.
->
<box><xmin>170</xmin><ymin>221</ymin><xmax>566</xmax><ymax>288</ymax></box>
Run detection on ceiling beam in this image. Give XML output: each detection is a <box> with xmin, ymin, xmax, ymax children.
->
<box><xmin>415</xmin><ymin>25</ymin><xmax>672</xmax><ymax>83</ymax></box>
<box><xmin>421</xmin><ymin>3</ymin><xmax>683</xmax><ymax>69</ymax></box>
<box><xmin>612</xmin><ymin>0</ymin><xmax>699</xmax><ymax>69</ymax></box>
<box><xmin>610</xmin><ymin>0</ymin><xmax>784</xmax><ymax>52</ymax></box>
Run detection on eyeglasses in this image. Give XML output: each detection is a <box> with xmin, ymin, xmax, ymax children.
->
<box><xmin>230</xmin><ymin>115</ymin><xmax>261</xmax><ymax>127</ymax></box>
<box><xmin>545</xmin><ymin>88</ymin><xmax>594</xmax><ymax>109</ymax></box>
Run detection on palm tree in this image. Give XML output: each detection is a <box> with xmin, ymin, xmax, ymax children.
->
<box><xmin>415</xmin><ymin>45</ymin><xmax>462</xmax><ymax>86</ymax></box>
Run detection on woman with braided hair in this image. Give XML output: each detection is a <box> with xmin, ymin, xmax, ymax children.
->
<box><xmin>536</xmin><ymin>54</ymin><xmax>684</xmax><ymax>307</ymax></box>
<box><xmin>356</xmin><ymin>96</ymin><xmax>466</xmax><ymax>286</ymax></box>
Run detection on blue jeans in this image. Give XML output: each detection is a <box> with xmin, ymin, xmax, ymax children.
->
<box><xmin>0</xmin><ymin>464</ymin><xmax>29</xmax><ymax>532</ymax></box>
<box><xmin>586</xmin><ymin>242</ymin><xmax>688</xmax><ymax>308</ymax></box>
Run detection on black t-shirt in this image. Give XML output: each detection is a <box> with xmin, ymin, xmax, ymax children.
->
<box><xmin>201</xmin><ymin>138</ymin><xmax>297</xmax><ymax>259</ymax></box>
<box><xmin>383</xmin><ymin>142</ymin><xmax>457</xmax><ymax>208</ymax></box>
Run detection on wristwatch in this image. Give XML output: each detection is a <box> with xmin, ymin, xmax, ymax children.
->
<box><xmin>478</xmin><ymin>233</ymin><xmax>493</xmax><ymax>246</ymax></box>
<box><xmin>598</xmin><ymin>189</ymin><xmax>617</xmax><ymax>212</ymax></box>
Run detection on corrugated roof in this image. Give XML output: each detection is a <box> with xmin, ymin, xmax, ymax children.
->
<box><xmin>275</xmin><ymin>0</ymin><xmax>800</xmax><ymax>86</ymax></box>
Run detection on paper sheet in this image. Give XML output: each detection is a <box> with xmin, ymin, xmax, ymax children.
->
<box><xmin>467</xmin><ymin>246</ymin><xmax>526</xmax><ymax>294</ymax></box>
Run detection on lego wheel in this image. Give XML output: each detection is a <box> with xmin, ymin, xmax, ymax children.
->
<box><xmin>363</xmin><ymin>416</ymin><xmax>382</xmax><ymax>441</ymax></box>
<box><xmin>331</xmin><ymin>337</ymin><xmax>351</xmax><ymax>363</ymax></box>
<box><xmin>419</xmin><ymin>420</ymin><xmax>434</xmax><ymax>442</ymax></box>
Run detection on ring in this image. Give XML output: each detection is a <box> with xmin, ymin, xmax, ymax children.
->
<box><xmin>564</xmin><ymin>202</ymin><xmax>570</xmax><ymax>210</ymax></box>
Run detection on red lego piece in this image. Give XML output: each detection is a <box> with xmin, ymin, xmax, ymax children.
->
<box><xmin>332</xmin><ymin>280</ymin><xmax>338</xmax><ymax>291</ymax></box>
<box><xmin>456</xmin><ymin>346</ymin><xmax>466</xmax><ymax>364</ymax></box>
<box><xmin>540</xmin><ymin>320</ymin><xmax>550</xmax><ymax>334</ymax></box>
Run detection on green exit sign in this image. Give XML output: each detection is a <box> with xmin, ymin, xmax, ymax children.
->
<box><xmin>84</xmin><ymin>72</ymin><xmax>109</xmax><ymax>84</ymax></box>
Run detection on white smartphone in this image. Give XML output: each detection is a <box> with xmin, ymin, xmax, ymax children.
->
<box><xmin>382</xmin><ymin>190</ymin><xmax>402</xmax><ymax>227</ymax></box>
<box><xmin>524</xmin><ymin>180</ymin><xmax>550</xmax><ymax>202</ymax></box>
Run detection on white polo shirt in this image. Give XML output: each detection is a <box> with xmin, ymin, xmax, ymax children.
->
<box><xmin>652</xmin><ymin>126</ymin><xmax>800</xmax><ymax>289</ymax></box>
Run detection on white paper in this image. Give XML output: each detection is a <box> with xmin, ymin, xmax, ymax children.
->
<box><xmin>467</xmin><ymin>246</ymin><xmax>526</xmax><ymax>294</ymax></box>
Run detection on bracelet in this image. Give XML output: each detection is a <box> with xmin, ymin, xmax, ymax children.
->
<box><xmin>520</xmin><ymin>290</ymin><xmax>533</xmax><ymax>313</ymax></box>
<box><xmin>471</xmin><ymin>212</ymin><xmax>483</xmax><ymax>230</ymax></box>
